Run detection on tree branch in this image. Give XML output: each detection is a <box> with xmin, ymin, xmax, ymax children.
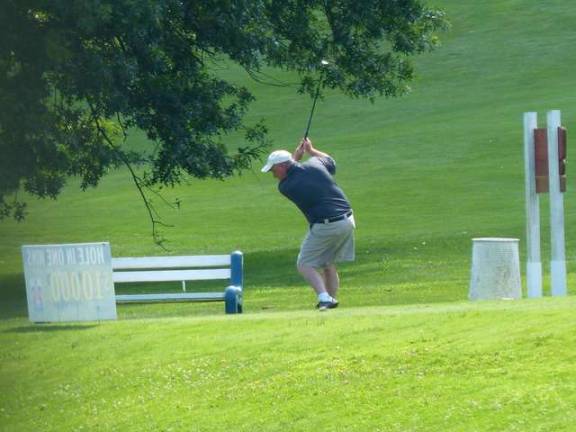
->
<box><xmin>89</xmin><ymin>103</ymin><xmax>172</xmax><ymax>249</ymax></box>
<box><xmin>242</xmin><ymin>66</ymin><xmax>298</xmax><ymax>88</ymax></box>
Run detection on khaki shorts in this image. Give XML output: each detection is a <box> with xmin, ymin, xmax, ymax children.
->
<box><xmin>297</xmin><ymin>215</ymin><xmax>356</xmax><ymax>268</ymax></box>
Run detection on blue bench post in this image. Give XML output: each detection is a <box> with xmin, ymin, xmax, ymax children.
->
<box><xmin>224</xmin><ymin>251</ymin><xmax>243</xmax><ymax>314</ymax></box>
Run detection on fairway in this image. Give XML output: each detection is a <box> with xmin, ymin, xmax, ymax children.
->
<box><xmin>1</xmin><ymin>0</ymin><xmax>576</xmax><ymax>430</ymax></box>
<box><xmin>1</xmin><ymin>298</ymin><xmax>576</xmax><ymax>431</ymax></box>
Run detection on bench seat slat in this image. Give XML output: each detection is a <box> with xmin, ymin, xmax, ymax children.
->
<box><xmin>112</xmin><ymin>269</ymin><xmax>231</xmax><ymax>283</ymax></box>
<box><xmin>116</xmin><ymin>292</ymin><xmax>225</xmax><ymax>303</ymax></box>
<box><xmin>112</xmin><ymin>255</ymin><xmax>230</xmax><ymax>269</ymax></box>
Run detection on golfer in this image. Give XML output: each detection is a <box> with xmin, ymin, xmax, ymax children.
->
<box><xmin>261</xmin><ymin>137</ymin><xmax>355</xmax><ymax>311</ymax></box>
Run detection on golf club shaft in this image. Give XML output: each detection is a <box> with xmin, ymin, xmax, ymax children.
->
<box><xmin>304</xmin><ymin>77</ymin><xmax>323</xmax><ymax>139</ymax></box>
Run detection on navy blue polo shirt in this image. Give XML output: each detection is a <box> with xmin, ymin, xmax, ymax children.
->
<box><xmin>278</xmin><ymin>156</ymin><xmax>352</xmax><ymax>224</ymax></box>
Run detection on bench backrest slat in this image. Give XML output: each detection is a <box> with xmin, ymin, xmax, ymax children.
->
<box><xmin>112</xmin><ymin>255</ymin><xmax>230</xmax><ymax>270</ymax></box>
<box><xmin>112</xmin><ymin>269</ymin><xmax>231</xmax><ymax>283</ymax></box>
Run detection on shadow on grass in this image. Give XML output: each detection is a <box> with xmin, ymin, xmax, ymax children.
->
<box><xmin>3</xmin><ymin>324</ymin><xmax>99</xmax><ymax>333</ymax></box>
<box><xmin>0</xmin><ymin>272</ymin><xmax>25</xmax><ymax>300</ymax></box>
<box><xmin>0</xmin><ymin>248</ymin><xmax>306</xmax><ymax>321</ymax></box>
<box><xmin>0</xmin><ymin>246</ymin><xmax>471</xmax><ymax>322</ymax></box>
<box><xmin>0</xmin><ymin>273</ymin><xmax>27</xmax><ymax>320</ymax></box>
<box><xmin>245</xmin><ymin>247</ymin><xmax>306</xmax><ymax>288</ymax></box>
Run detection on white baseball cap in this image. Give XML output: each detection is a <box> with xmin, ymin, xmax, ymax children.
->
<box><xmin>261</xmin><ymin>150</ymin><xmax>293</xmax><ymax>172</ymax></box>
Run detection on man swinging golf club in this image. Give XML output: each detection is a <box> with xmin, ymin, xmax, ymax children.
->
<box><xmin>261</xmin><ymin>137</ymin><xmax>356</xmax><ymax>311</ymax></box>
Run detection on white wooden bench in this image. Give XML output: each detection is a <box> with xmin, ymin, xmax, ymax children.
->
<box><xmin>112</xmin><ymin>251</ymin><xmax>243</xmax><ymax>314</ymax></box>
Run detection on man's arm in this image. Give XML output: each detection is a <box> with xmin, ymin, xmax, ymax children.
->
<box><xmin>292</xmin><ymin>140</ymin><xmax>305</xmax><ymax>161</ymax></box>
<box><xmin>293</xmin><ymin>137</ymin><xmax>330</xmax><ymax>161</ymax></box>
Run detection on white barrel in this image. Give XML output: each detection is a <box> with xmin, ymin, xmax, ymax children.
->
<box><xmin>469</xmin><ymin>238</ymin><xmax>522</xmax><ymax>300</ymax></box>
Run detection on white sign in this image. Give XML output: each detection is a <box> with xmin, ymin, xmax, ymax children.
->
<box><xmin>22</xmin><ymin>242</ymin><xmax>117</xmax><ymax>322</ymax></box>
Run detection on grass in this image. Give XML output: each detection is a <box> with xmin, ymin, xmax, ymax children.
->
<box><xmin>2</xmin><ymin>0</ymin><xmax>576</xmax><ymax>430</ymax></box>
<box><xmin>1</xmin><ymin>298</ymin><xmax>576</xmax><ymax>431</ymax></box>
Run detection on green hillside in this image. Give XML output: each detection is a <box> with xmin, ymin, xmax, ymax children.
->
<box><xmin>2</xmin><ymin>1</ymin><xmax>575</xmax><ymax>315</ymax></box>
<box><xmin>2</xmin><ymin>1</ymin><xmax>576</xmax><ymax>430</ymax></box>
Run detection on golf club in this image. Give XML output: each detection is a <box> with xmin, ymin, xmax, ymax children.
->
<box><xmin>303</xmin><ymin>60</ymin><xmax>329</xmax><ymax>139</ymax></box>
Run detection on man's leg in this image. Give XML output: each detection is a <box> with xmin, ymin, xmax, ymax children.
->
<box><xmin>297</xmin><ymin>264</ymin><xmax>338</xmax><ymax>310</ymax></box>
<box><xmin>297</xmin><ymin>264</ymin><xmax>327</xmax><ymax>295</ymax></box>
<box><xmin>297</xmin><ymin>227</ymin><xmax>337</xmax><ymax>308</ymax></box>
<box><xmin>323</xmin><ymin>264</ymin><xmax>339</xmax><ymax>299</ymax></box>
